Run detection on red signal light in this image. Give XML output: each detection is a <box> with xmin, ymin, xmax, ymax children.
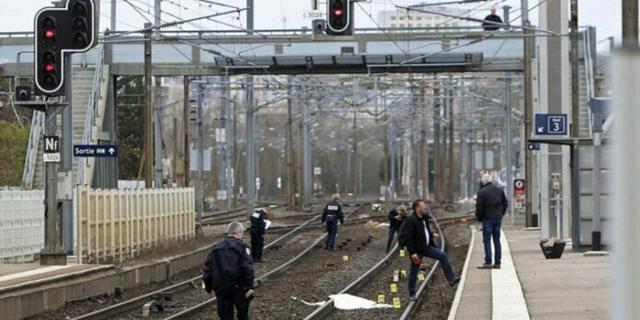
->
<box><xmin>44</xmin><ymin>28</ymin><xmax>56</xmax><ymax>39</ymax></box>
<box><xmin>334</xmin><ymin>9</ymin><xmax>343</xmax><ymax>16</ymax></box>
<box><xmin>44</xmin><ymin>63</ymin><xmax>56</xmax><ymax>73</ymax></box>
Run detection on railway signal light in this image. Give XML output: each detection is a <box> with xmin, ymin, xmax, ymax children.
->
<box><xmin>34</xmin><ymin>0</ymin><xmax>97</xmax><ymax>96</ymax></box>
<box><xmin>327</xmin><ymin>0</ymin><xmax>353</xmax><ymax>36</ymax></box>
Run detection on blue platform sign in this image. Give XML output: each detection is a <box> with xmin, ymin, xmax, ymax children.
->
<box><xmin>74</xmin><ymin>144</ymin><xmax>118</xmax><ymax>157</ymax></box>
<box><xmin>535</xmin><ymin>113</ymin><xmax>568</xmax><ymax>136</ymax></box>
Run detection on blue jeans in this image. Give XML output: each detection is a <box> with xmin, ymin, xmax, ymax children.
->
<box><xmin>325</xmin><ymin>220</ymin><xmax>338</xmax><ymax>249</ymax></box>
<box><xmin>408</xmin><ymin>246</ymin><xmax>456</xmax><ymax>296</ymax></box>
<box><xmin>482</xmin><ymin>219</ymin><xmax>502</xmax><ymax>265</ymax></box>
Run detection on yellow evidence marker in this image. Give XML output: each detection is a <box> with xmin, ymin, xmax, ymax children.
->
<box><xmin>343</xmin><ymin>255</ymin><xmax>349</xmax><ymax>262</ymax></box>
<box><xmin>400</xmin><ymin>269</ymin><xmax>407</xmax><ymax>278</ymax></box>
<box><xmin>393</xmin><ymin>297</ymin><xmax>401</xmax><ymax>309</ymax></box>
<box><xmin>390</xmin><ymin>283</ymin><xmax>398</xmax><ymax>293</ymax></box>
<box><xmin>418</xmin><ymin>273</ymin><xmax>426</xmax><ymax>281</ymax></box>
<box><xmin>399</xmin><ymin>249</ymin><xmax>406</xmax><ymax>257</ymax></box>
<box><xmin>377</xmin><ymin>294</ymin><xmax>385</xmax><ymax>304</ymax></box>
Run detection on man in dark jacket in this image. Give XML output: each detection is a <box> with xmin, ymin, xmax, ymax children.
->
<box><xmin>322</xmin><ymin>194</ymin><xmax>344</xmax><ymax>250</ymax></box>
<box><xmin>203</xmin><ymin>221</ymin><xmax>255</xmax><ymax>320</ymax></box>
<box><xmin>476</xmin><ymin>174</ymin><xmax>509</xmax><ymax>269</ymax></box>
<box><xmin>386</xmin><ymin>205</ymin><xmax>406</xmax><ymax>252</ymax></box>
<box><xmin>399</xmin><ymin>199</ymin><xmax>460</xmax><ymax>299</ymax></box>
<box><xmin>482</xmin><ymin>6</ymin><xmax>503</xmax><ymax>31</ymax></box>
<box><xmin>249</xmin><ymin>207</ymin><xmax>271</xmax><ymax>263</ymax></box>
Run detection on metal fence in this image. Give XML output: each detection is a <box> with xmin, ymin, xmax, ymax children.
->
<box><xmin>0</xmin><ymin>190</ymin><xmax>45</xmax><ymax>263</ymax></box>
<box><xmin>76</xmin><ymin>187</ymin><xmax>196</xmax><ymax>264</ymax></box>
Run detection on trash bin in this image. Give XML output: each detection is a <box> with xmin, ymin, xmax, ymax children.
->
<box><xmin>539</xmin><ymin>239</ymin><xmax>566</xmax><ymax>259</ymax></box>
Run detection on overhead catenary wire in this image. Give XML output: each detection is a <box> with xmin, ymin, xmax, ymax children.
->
<box><xmin>396</xmin><ymin>5</ymin><xmax>556</xmax><ymax>35</ymax></box>
<box><xmin>355</xmin><ymin>1</ymin><xmax>410</xmax><ymax>56</ymax></box>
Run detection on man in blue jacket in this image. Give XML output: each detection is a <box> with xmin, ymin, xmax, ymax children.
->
<box><xmin>476</xmin><ymin>174</ymin><xmax>509</xmax><ymax>269</ymax></box>
<box><xmin>249</xmin><ymin>207</ymin><xmax>271</xmax><ymax>263</ymax></box>
<box><xmin>322</xmin><ymin>194</ymin><xmax>344</xmax><ymax>250</ymax></box>
<box><xmin>386</xmin><ymin>205</ymin><xmax>406</xmax><ymax>252</ymax></box>
<box><xmin>203</xmin><ymin>221</ymin><xmax>255</xmax><ymax>320</ymax></box>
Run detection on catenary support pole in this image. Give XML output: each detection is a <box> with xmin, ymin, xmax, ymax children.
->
<box><xmin>144</xmin><ymin>23</ymin><xmax>153</xmax><ymax>188</ymax></box>
<box><xmin>521</xmin><ymin>0</ymin><xmax>534</xmax><ymax>227</ymax></box>
<box><xmin>612</xmin><ymin>48</ymin><xmax>640</xmax><ymax>320</ymax></box>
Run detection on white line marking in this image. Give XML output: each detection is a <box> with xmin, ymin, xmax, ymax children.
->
<box><xmin>447</xmin><ymin>225</ymin><xmax>476</xmax><ymax>320</ymax></box>
<box><xmin>491</xmin><ymin>230</ymin><xmax>530</xmax><ymax>320</ymax></box>
<box><xmin>0</xmin><ymin>265</ymin><xmax>70</xmax><ymax>284</ymax></box>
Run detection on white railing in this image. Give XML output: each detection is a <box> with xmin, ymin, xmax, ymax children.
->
<box><xmin>0</xmin><ymin>190</ymin><xmax>44</xmax><ymax>262</ymax></box>
<box><xmin>76</xmin><ymin>45</ymin><xmax>106</xmax><ymax>186</ymax></box>
<box><xmin>75</xmin><ymin>187</ymin><xmax>196</xmax><ymax>264</ymax></box>
<box><xmin>21</xmin><ymin>112</ymin><xmax>45</xmax><ymax>189</ymax></box>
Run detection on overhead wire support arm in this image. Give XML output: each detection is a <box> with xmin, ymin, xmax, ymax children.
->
<box><xmin>395</xmin><ymin>5</ymin><xmax>557</xmax><ymax>35</ymax></box>
<box><xmin>102</xmin><ymin>8</ymin><xmax>248</xmax><ymax>40</ymax></box>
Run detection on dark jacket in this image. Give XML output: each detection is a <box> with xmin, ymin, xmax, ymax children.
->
<box><xmin>250</xmin><ymin>209</ymin><xmax>267</xmax><ymax>235</ymax></box>
<box><xmin>202</xmin><ymin>237</ymin><xmax>254</xmax><ymax>295</ymax></box>
<box><xmin>476</xmin><ymin>182</ymin><xmax>509</xmax><ymax>221</ymax></box>
<box><xmin>399</xmin><ymin>212</ymin><xmax>436</xmax><ymax>256</ymax></box>
<box><xmin>388</xmin><ymin>209</ymin><xmax>405</xmax><ymax>230</ymax></box>
<box><xmin>322</xmin><ymin>201</ymin><xmax>344</xmax><ymax>224</ymax></box>
<box><xmin>482</xmin><ymin>14</ymin><xmax>503</xmax><ymax>30</ymax></box>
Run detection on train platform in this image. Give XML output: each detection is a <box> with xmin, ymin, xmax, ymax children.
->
<box><xmin>0</xmin><ymin>263</ymin><xmax>113</xmax><ymax>293</ymax></box>
<box><xmin>450</xmin><ymin>223</ymin><xmax>610</xmax><ymax>320</ymax></box>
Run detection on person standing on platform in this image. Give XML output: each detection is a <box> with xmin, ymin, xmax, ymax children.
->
<box><xmin>476</xmin><ymin>174</ymin><xmax>509</xmax><ymax>269</ymax></box>
<box><xmin>386</xmin><ymin>205</ymin><xmax>407</xmax><ymax>252</ymax></box>
<box><xmin>481</xmin><ymin>6</ymin><xmax>503</xmax><ymax>31</ymax></box>
<box><xmin>400</xmin><ymin>199</ymin><xmax>460</xmax><ymax>300</ymax></box>
<box><xmin>203</xmin><ymin>221</ymin><xmax>255</xmax><ymax>320</ymax></box>
<box><xmin>249</xmin><ymin>207</ymin><xmax>271</xmax><ymax>263</ymax></box>
<box><xmin>322</xmin><ymin>194</ymin><xmax>344</xmax><ymax>250</ymax></box>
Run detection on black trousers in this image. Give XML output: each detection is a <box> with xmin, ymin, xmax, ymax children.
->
<box><xmin>386</xmin><ymin>227</ymin><xmax>399</xmax><ymax>252</ymax></box>
<box><xmin>216</xmin><ymin>291</ymin><xmax>250</xmax><ymax>320</ymax></box>
<box><xmin>250</xmin><ymin>232</ymin><xmax>264</xmax><ymax>261</ymax></box>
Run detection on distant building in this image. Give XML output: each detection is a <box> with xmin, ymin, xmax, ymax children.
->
<box><xmin>377</xmin><ymin>5</ymin><xmax>467</xmax><ymax>29</ymax></box>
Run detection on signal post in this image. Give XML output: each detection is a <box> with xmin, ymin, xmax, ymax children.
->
<box><xmin>20</xmin><ymin>0</ymin><xmax>98</xmax><ymax>265</ymax></box>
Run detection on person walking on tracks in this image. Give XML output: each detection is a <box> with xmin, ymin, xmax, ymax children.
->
<box><xmin>386</xmin><ymin>205</ymin><xmax>407</xmax><ymax>252</ymax></box>
<box><xmin>399</xmin><ymin>199</ymin><xmax>460</xmax><ymax>300</ymax></box>
<box><xmin>203</xmin><ymin>221</ymin><xmax>255</xmax><ymax>320</ymax></box>
<box><xmin>322</xmin><ymin>194</ymin><xmax>344</xmax><ymax>250</ymax></box>
<box><xmin>476</xmin><ymin>174</ymin><xmax>509</xmax><ymax>269</ymax></box>
<box><xmin>249</xmin><ymin>207</ymin><xmax>271</xmax><ymax>263</ymax></box>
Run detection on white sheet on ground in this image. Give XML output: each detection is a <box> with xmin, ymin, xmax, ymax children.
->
<box><xmin>329</xmin><ymin>294</ymin><xmax>393</xmax><ymax>310</ymax></box>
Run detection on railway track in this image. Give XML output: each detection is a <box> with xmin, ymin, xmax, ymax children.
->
<box><xmin>161</xmin><ymin>204</ymin><xmax>368</xmax><ymax>320</ymax></box>
<box><xmin>304</xmin><ymin>212</ymin><xmax>475</xmax><ymax>320</ymax></box>
<box><xmin>69</xmin><ymin>204</ymin><xmax>366</xmax><ymax>320</ymax></box>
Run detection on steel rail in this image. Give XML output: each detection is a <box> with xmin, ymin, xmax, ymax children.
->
<box><xmin>304</xmin><ymin>212</ymin><xmax>475</xmax><ymax>320</ymax></box>
<box><xmin>162</xmin><ymin>204</ymin><xmax>367</xmax><ymax>320</ymax></box>
<box><xmin>68</xmin><ymin>205</ymin><xmax>342</xmax><ymax>320</ymax></box>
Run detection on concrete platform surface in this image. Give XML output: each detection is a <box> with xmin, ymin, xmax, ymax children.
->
<box><xmin>0</xmin><ymin>263</ymin><xmax>112</xmax><ymax>289</ymax></box>
<box><xmin>453</xmin><ymin>223</ymin><xmax>610</xmax><ymax>320</ymax></box>
<box><xmin>505</xmin><ymin>225</ymin><xmax>610</xmax><ymax>320</ymax></box>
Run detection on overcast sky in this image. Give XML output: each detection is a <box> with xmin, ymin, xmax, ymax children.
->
<box><xmin>1</xmin><ymin>0</ymin><xmax>623</xmax><ymax>52</ymax></box>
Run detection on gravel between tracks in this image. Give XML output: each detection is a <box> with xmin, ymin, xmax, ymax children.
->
<box><xmin>189</xmin><ymin>222</ymin><xmax>389</xmax><ymax>320</ymax></box>
<box><xmin>326</xmin><ymin>223</ymin><xmax>471</xmax><ymax>320</ymax></box>
<box><xmin>26</xmin><ymin>220</ymin><xmax>302</xmax><ymax>320</ymax></box>
<box><xmin>125</xmin><ymin>229</ymin><xmax>327</xmax><ymax>320</ymax></box>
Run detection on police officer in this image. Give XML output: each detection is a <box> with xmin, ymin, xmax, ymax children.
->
<box><xmin>386</xmin><ymin>205</ymin><xmax>406</xmax><ymax>252</ymax></box>
<box><xmin>249</xmin><ymin>207</ymin><xmax>271</xmax><ymax>263</ymax></box>
<box><xmin>322</xmin><ymin>194</ymin><xmax>344</xmax><ymax>250</ymax></box>
<box><xmin>203</xmin><ymin>221</ymin><xmax>255</xmax><ymax>320</ymax></box>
